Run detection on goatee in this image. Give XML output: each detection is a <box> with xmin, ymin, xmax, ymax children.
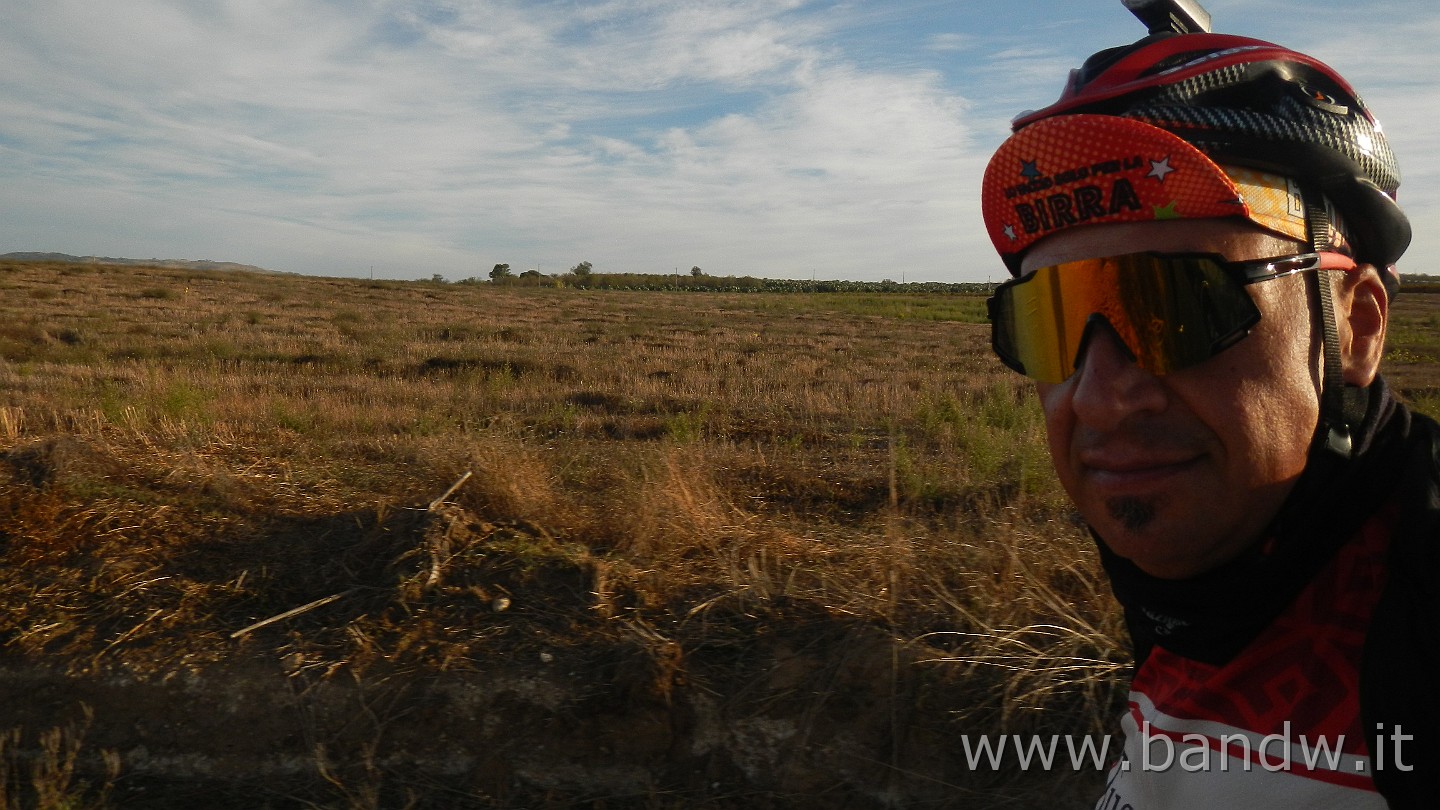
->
<box><xmin>1106</xmin><ymin>497</ymin><xmax>1156</xmax><ymax>532</ymax></box>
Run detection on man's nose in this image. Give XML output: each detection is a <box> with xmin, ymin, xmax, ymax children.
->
<box><xmin>1068</xmin><ymin>317</ymin><xmax>1168</xmax><ymax>428</ymax></box>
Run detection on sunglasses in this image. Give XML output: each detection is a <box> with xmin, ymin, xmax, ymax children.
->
<box><xmin>988</xmin><ymin>251</ymin><xmax>1356</xmax><ymax>384</ymax></box>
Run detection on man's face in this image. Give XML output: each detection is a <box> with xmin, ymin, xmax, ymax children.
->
<box><xmin>1024</xmin><ymin>220</ymin><xmax>1323</xmax><ymax>579</ymax></box>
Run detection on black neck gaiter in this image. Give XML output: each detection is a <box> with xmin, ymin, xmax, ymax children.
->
<box><xmin>1099</xmin><ymin>379</ymin><xmax>1409</xmax><ymax>667</ymax></box>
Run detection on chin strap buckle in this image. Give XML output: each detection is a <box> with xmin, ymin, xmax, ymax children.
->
<box><xmin>1325</xmin><ymin>423</ymin><xmax>1353</xmax><ymax>458</ymax></box>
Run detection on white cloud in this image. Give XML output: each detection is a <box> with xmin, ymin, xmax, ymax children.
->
<box><xmin>541</xmin><ymin>63</ymin><xmax>977</xmax><ymax>276</ymax></box>
<box><xmin>926</xmin><ymin>32</ymin><xmax>977</xmax><ymax>52</ymax></box>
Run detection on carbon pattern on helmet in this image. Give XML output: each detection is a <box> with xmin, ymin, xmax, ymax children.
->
<box><xmin>1129</xmin><ymin>102</ymin><xmax>1401</xmax><ymax>193</ymax></box>
<box><xmin>1119</xmin><ymin>61</ymin><xmax>1402</xmax><ymax>195</ymax></box>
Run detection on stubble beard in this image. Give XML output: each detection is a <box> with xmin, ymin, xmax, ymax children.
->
<box><xmin>1106</xmin><ymin>496</ymin><xmax>1157</xmax><ymax>532</ymax></box>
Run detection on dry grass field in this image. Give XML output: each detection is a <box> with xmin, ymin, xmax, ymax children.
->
<box><xmin>2</xmin><ymin>258</ymin><xmax>1438</xmax><ymax>808</ymax></box>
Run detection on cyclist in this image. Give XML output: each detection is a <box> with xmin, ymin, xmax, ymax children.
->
<box><xmin>980</xmin><ymin>12</ymin><xmax>1435</xmax><ymax>808</ymax></box>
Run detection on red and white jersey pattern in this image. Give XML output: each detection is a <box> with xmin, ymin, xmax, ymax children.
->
<box><xmin>1098</xmin><ymin>509</ymin><xmax>1396</xmax><ymax>809</ymax></box>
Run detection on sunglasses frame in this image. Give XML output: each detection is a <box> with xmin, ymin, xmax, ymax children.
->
<box><xmin>989</xmin><ymin>250</ymin><xmax>1358</xmax><ymax>382</ymax></box>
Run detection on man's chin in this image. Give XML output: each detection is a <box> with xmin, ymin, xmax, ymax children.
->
<box><xmin>1091</xmin><ymin>500</ymin><xmax>1208</xmax><ymax>579</ymax></box>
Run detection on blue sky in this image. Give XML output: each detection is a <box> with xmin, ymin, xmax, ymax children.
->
<box><xmin>2</xmin><ymin>0</ymin><xmax>1436</xmax><ymax>282</ymax></box>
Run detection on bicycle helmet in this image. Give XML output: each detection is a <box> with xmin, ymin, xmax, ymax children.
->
<box><xmin>987</xmin><ymin>31</ymin><xmax>1410</xmax><ymax>286</ymax></box>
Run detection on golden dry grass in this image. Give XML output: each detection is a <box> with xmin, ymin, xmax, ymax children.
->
<box><xmin>3</xmin><ymin>258</ymin><xmax>1436</xmax><ymax>807</ymax></box>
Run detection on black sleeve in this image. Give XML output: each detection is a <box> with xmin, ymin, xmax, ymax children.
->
<box><xmin>1363</xmin><ymin>419</ymin><xmax>1440</xmax><ymax>808</ymax></box>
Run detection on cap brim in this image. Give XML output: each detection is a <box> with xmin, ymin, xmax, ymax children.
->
<box><xmin>982</xmin><ymin>115</ymin><xmax>1252</xmax><ymax>272</ymax></box>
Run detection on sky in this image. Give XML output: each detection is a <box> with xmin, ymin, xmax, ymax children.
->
<box><xmin>2</xmin><ymin>0</ymin><xmax>1437</xmax><ymax>283</ymax></box>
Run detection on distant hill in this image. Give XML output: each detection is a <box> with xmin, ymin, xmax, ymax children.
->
<box><xmin>1</xmin><ymin>252</ymin><xmax>277</xmax><ymax>274</ymax></box>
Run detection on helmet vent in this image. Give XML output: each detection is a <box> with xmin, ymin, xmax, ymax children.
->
<box><xmin>1297</xmin><ymin>83</ymin><xmax>1349</xmax><ymax>116</ymax></box>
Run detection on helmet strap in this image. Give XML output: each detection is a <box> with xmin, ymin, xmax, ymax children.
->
<box><xmin>1303</xmin><ymin>192</ymin><xmax>1353</xmax><ymax>458</ymax></box>
<box><xmin>1313</xmin><ymin>270</ymin><xmax>1353</xmax><ymax>457</ymax></box>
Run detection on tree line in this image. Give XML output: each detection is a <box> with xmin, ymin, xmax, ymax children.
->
<box><xmin>455</xmin><ymin>262</ymin><xmax>993</xmax><ymax>295</ymax></box>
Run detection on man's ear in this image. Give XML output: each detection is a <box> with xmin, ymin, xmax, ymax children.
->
<box><xmin>1338</xmin><ymin>266</ymin><xmax>1388</xmax><ymax>387</ymax></box>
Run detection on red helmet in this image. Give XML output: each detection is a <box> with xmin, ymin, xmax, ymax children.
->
<box><xmin>1008</xmin><ymin>31</ymin><xmax>1411</xmax><ymax>274</ymax></box>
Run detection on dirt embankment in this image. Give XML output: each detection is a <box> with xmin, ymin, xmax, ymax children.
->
<box><xmin>2</xmin><ymin>491</ymin><xmax>1101</xmax><ymax>808</ymax></box>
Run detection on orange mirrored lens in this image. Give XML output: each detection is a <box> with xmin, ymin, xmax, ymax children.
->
<box><xmin>990</xmin><ymin>254</ymin><xmax>1260</xmax><ymax>383</ymax></box>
